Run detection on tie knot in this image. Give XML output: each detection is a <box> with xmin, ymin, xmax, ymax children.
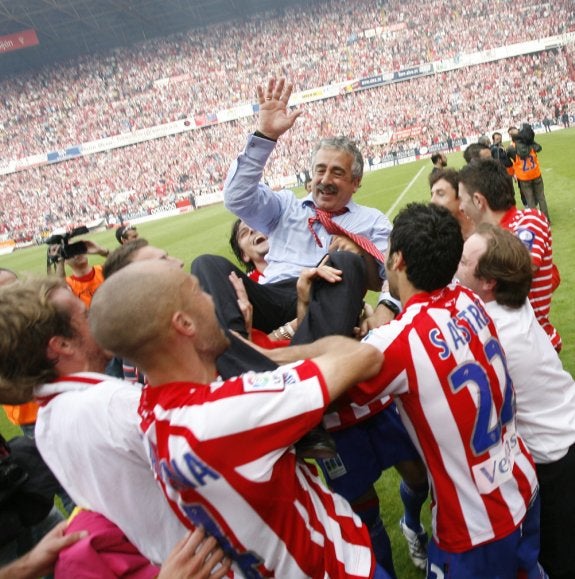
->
<box><xmin>314</xmin><ymin>207</ymin><xmax>348</xmax><ymax>218</ymax></box>
<box><xmin>307</xmin><ymin>204</ymin><xmax>385</xmax><ymax>263</ymax></box>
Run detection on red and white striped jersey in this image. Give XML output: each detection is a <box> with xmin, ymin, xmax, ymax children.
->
<box><xmin>351</xmin><ymin>284</ymin><xmax>538</xmax><ymax>553</ymax></box>
<box><xmin>323</xmin><ymin>397</ymin><xmax>392</xmax><ymax>431</ymax></box>
<box><xmin>500</xmin><ymin>206</ymin><xmax>561</xmax><ymax>350</ymax></box>
<box><xmin>138</xmin><ymin>360</ymin><xmax>375</xmax><ymax>578</ymax></box>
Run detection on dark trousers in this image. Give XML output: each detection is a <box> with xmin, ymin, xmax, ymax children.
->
<box><xmin>191</xmin><ymin>254</ymin><xmax>297</xmax><ymax>337</ymax></box>
<box><xmin>536</xmin><ymin>443</ymin><xmax>575</xmax><ymax>578</ymax></box>
<box><xmin>519</xmin><ymin>176</ymin><xmax>549</xmax><ymax>221</ymax></box>
<box><xmin>191</xmin><ymin>252</ymin><xmax>367</xmax><ymax>377</ymax></box>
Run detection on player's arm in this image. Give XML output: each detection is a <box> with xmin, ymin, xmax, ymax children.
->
<box><xmin>309</xmin><ymin>337</ymin><xmax>382</xmax><ymax>402</ymax></box>
<box><xmin>257</xmin><ymin>335</ymin><xmax>382</xmax><ymax>402</ymax></box>
<box><xmin>516</xmin><ymin>223</ymin><xmax>546</xmax><ymax>270</ymax></box>
<box><xmin>359</xmin><ymin>301</ymin><xmax>395</xmax><ymax>336</ymax></box>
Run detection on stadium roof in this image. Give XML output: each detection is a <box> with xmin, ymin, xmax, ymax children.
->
<box><xmin>0</xmin><ymin>0</ymin><xmax>303</xmax><ymax>77</ymax></box>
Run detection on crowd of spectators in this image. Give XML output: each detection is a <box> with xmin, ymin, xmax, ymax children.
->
<box><xmin>0</xmin><ymin>0</ymin><xmax>574</xmax><ymax>240</ymax></box>
<box><xmin>2</xmin><ymin>0</ymin><xmax>574</xmax><ymax>154</ymax></box>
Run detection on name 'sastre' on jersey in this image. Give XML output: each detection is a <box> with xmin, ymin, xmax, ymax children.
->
<box><xmin>430</xmin><ymin>299</ymin><xmax>491</xmax><ymax>358</ymax></box>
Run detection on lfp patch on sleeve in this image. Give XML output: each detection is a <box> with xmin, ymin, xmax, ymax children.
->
<box><xmin>243</xmin><ymin>370</ymin><xmax>286</xmax><ymax>393</ymax></box>
<box><xmin>515</xmin><ymin>228</ymin><xmax>535</xmax><ymax>250</ymax></box>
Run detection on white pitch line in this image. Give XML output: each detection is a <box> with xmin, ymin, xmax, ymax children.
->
<box><xmin>386</xmin><ymin>165</ymin><xmax>426</xmax><ymax>215</ymax></box>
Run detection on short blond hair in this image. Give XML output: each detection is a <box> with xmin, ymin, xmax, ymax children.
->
<box><xmin>0</xmin><ymin>277</ymin><xmax>72</xmax><ymax>403</ymax></box>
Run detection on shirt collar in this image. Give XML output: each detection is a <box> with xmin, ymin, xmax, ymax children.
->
<box><xmin>499</xmin><ymin>206</ymin><xmax>519</xmax><ymax>228</ymax></box>
<box><xmin>402</xmin><ymin>283</ymin><xmax>462</xmax><ymax>310</ymax></box>
<box><xmin>34</xmin><ymin>372</ymin><xmax>113</xmax><ymax>399</ymax></box>
<box><xmin>301</xmin><ymin>193</ymin><xmax>359</xmax><ymax>213</ymax></box>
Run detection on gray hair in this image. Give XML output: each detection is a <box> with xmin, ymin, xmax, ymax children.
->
<box><xmin>311</xmin><ymin>136</ymin><xmax>364</xmax><ymax>181</ymax></box>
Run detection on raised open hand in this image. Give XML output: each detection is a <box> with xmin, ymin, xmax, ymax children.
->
<box><xmin>256</xmin><ymin>77</ymin><xmax>302</xmax><ymax>140</ymax></box>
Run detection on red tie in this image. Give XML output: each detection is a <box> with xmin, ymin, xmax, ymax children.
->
<box><xmin>307</xmin><ymin>207</ymin><xmax>385</xmax><ymax>263</ymax></box>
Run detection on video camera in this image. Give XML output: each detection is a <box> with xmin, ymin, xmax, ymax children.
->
<box><xmin>511</xmin><ymin>123</ymin><xmax>538</xmax><ymax>161</ymax></box>
<box><xmin>45</xmin><ymin>226</ymin><xmax>89</xmax><ymax>265</ymax></box>
<box><xmin>514</xmin><ymin>123</ymin><xmax>535</xmax><ymax>146</ymax></box>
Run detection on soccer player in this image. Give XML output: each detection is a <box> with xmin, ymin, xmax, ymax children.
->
<box><xmin>0</xmin><ymin>278</ymin><xmax>232</xmax><ymax>578</ymax></box>
<box><xmin>229</xmin><ymin>221</ymin><xmax>429</xmax><ymax>574</ymax></box>
<box><xmin>357</xmin><ymin>203</ymin><xmax>541</xmax><ymax>577</ymax></box>
<box><xmin>89</xmin><ymin>260</ymin><xmax>390</xmax><ymax>579</ymax></box>
<box><xmin>456</xmin><ymin>224</ymin><xmax>575</xmax><ymax>579</ymax></box>
<box><xmin>229</xmin><ymin>219</ymin><xmax>269</xmax><ymax>283</ymax></box>
<box><xmin>429</xmin><ymin>168</ymin><xmax>475</xmax><ymax>240</ymax></box>
<box><xmin>263</xmin><ymin>203</ymin><xmax>542</xmax><ymax>577</ymax></box>
<box><xmin>458</xmin><ymin>158</ymin><xmax>561</xmax><ymax>351</ymax></box>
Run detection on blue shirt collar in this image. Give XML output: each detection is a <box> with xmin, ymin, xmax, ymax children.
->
<box><xmin>301</xmin><ymin>193</ymin><xmax>359</xmax><ymax>212</ymax></box>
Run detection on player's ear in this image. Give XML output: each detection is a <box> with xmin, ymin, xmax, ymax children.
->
<box><xmin>472</xmin><ymin>192</ymin><xmax>485</xmax><ymax>210</ymax></box>
<box><xmin>482</xmin><ymin>278</ymin><xmax>497</xmax><ymax>293</ymax></box>
<box><xmin>48</xmin><ymin>335</ymin><xmax>71</xmax><ymax>353</ymax></box>
<box><xmin>47</xmin><ymin>335</ymin><xmax>73</xmax><ymax>364</ymax></box>
<box><xmin>389</xmin><ymin>251</ymin><xmax>404</xmax><ymax>271</ymax></box>
<box><xmin>172</xmin><ymin>311</ymin><xmax>195</xmax><ymax>337</ymax></box>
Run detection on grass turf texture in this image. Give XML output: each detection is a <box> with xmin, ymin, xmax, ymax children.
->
<box><xmin>1</xmin><ymin>128</ymin><xmax>573</xmax><ymax>576</ymax></box>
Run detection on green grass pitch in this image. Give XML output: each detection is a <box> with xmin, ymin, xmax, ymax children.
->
<box><xmin>1</xmin><ymin>128</ymin><xmax>574</xmax><ymax>577</ymax></box>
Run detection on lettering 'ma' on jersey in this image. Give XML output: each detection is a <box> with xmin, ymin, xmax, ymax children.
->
<box><xmin>139</xmin><ymin>360</ymin><xmax>375</xmax><ymax>578</ymax></box>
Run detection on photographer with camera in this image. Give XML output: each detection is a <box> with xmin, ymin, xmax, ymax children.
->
<box><xmin>507</xmin><ymin>124</ymin><xmax>550</xmax><ymax>222</ymax></box>
<box><xmin>46</xmin><ymin>228</ymin><xmax>110</xmax><ymax>308</ymax></box>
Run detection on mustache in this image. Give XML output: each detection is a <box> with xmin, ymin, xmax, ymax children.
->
<box><xmin>315</xmin><ymin>183</ymin><xmax>338</xmax><ymax>194</ymax></box>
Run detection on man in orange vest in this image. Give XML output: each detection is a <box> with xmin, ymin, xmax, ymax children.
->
<box><xmin>508</xmin><ymin>124</ymin><xmax>550</xmax><ymax>222</ymax></box>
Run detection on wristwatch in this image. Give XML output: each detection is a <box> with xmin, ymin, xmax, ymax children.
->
<box><xmin>378</xmin><ymin>298</ymin><xmax>400</xmax><ymax>316</ymax></box>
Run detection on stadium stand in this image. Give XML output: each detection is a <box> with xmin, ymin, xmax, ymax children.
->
<box><xmin>0</xmin><ymin>0</ymin><xmax>574</xmax><ymax>240</ymax></box>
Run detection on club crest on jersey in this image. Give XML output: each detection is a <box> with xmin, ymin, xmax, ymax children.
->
<box><xmin>515</xmin><ymin>228</ymin><xmax>535</xmax><ymax>250</ymax></box>
<box><xmin>243</xmin><ymin>370</ymin><xmax>286</xmax><ymax>393</ymax></box>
